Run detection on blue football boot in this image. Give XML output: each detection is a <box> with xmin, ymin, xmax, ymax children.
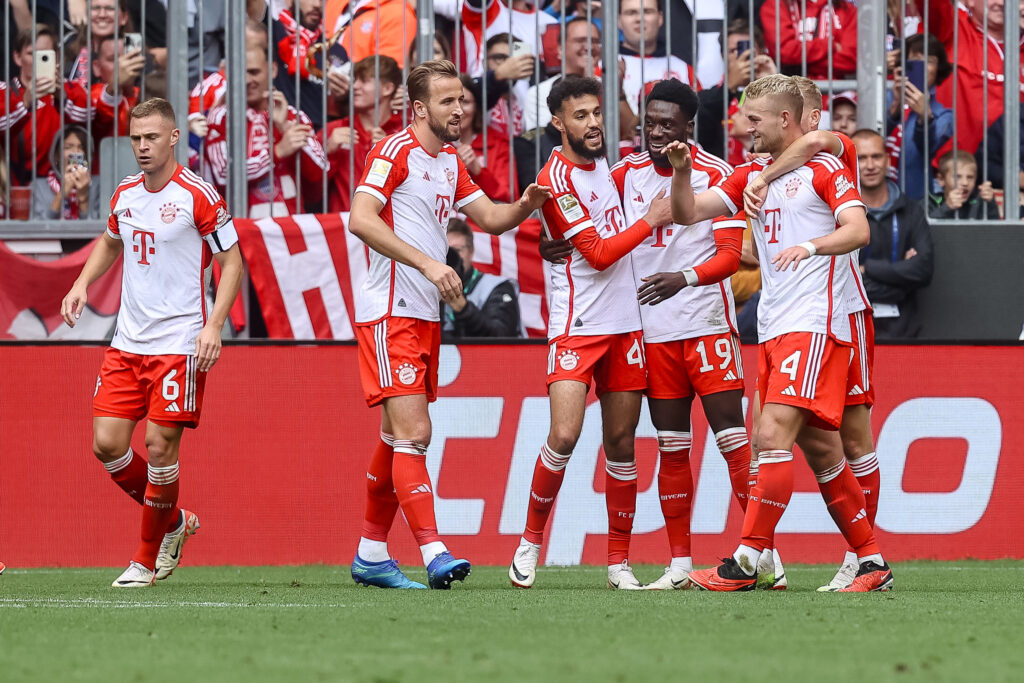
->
<box><xmin>426</xmin><ymin>551</ymin><xmax>471</xmax><ymax>589</ymax></box>
<box><xmin>351</xmin><ymin>556</ymin><xmax>426</xmax><ymax>589</ymax></box>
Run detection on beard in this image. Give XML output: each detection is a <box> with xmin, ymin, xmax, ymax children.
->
<box><xmin>566</xmin><ymin>128</ymin><xmax>606</xmax><ymax>160</ymax></box>
<box><xmin>428</xmin><ymin>111</ymin><xmax>461</xmax><ymax>143</ymax></box>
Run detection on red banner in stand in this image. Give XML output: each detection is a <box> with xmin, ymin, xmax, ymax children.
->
<box><xmin>0</xmin><ymin>237</ymin><xmax>122</xmax><ymax>340</ymax></box>
<box><xmin>235</xmin><ymin>213</ymin><xmax>549</xmax><ymax>339</ymax></box>
<box><xmin>1</xmin><ymin>344</ymin><xmax>1021</xmax><ymax>568</ymax></box>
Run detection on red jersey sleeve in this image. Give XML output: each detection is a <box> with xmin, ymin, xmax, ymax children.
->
<box><xmin>538</xmin><ymin>167</ymin><xmax>596</xmax><ymax>241</ymax></box>
<box><xmin>609</xmin><ymin>160</ymin><xmax>628</xmax><ymax>201</ymax></box>
<box><xmin>106</xmin><ymin>203</ymin><xmax>119</xmax><ymax>237</ymax></box>
<box><xmin>809</xmin><ymin>155</ymin><xmax>865</xmax><ymax>221</ymax></box>
<box><xmin>181</xmin><ymin>170</ymin><xmax>240</xmax><ymax>252</ymax></box>
<box><xmin>355</xmin><ymin>137</ymin><xmax>411</xmax><ymax>205</ymax></box>
<box><xmin>453</xmin><ymin>153</ymin><xmax>485</xmax><ymax>208</ymax></box>
<box><xmin>691</xmin><ymin>216</ymin><xmax>744</xmax><ymax>285</ymax></box>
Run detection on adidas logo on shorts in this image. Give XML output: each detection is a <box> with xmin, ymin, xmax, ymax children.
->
<box><xmin>166</xmin><ymin>402</ymin><xmax>181</xmax><ymax>413</ymax></box>
<box><xmin>723</xmin><ymin>370</ymin><xmax>737</xmax><ymax>381</ymax></box>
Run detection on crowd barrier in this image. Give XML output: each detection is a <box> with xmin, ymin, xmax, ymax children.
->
<box><xmin>1</xmin><ymin>343</ymin><xmax>1021</xmax><ymax>568</ymax></box>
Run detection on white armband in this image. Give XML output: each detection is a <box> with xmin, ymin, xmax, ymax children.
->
<box><xmin>797</xmin><ymin>241</ymin><xmax>817</xmax><ymax>257</ymax></box>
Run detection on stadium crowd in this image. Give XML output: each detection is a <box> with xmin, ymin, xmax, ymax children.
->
<box><xmin>0</xmin><ymin>0</ymin><xmax>1021</xmax><ymax>339</ymax></box>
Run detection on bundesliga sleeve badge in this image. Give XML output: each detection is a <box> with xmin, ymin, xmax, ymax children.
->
<box><xmin>366</xmin><ymin>158</ymin><xmax>393</xmax><ymax>188</ymax></box>
<box><xmin>557</xmin><ymin>194</ymin><xmax>585</xmax><ymax>223</ymax></box>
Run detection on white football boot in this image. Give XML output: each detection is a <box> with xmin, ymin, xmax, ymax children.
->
<box><xmin>818</xmin><ymin>552</ymin><xmax>859</xmax><ymax>592</ymax></box>
<box><xmin>155</xmin><ymin>509</ymin><xmax>200</xmax><ymax>581</ymax></box>
<box><xmin>756</xmin><ymin>548</ymin><xmax>788</xmax><ymax>590</ymax></box>
<box><xmin>644</xmin><ymin>565</ymin><xmax>693</xmax><ymax>590</ymax></box>
<box><xmin>607</xmin><ymin>561</ymin><xmax>644</xmax><ymax>590</ymax></box>
<box><xmin>112</xmin><ymin>561</ymin><xmax>155</xmax><ymax>588</ymax></box>
<box><xmin>509</xmin><ymin>540</ymin><xmax>541</xmax><ymax>588</ymax></box>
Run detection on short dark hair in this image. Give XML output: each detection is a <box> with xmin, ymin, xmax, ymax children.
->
<box><xmin>447</xmin><ymin>217</ymin><xmax>473</xmax><ymax>241</ymax></box>
<box><xmin>407</xmin><ymin>59</ymin><xmax>460</xmax><ymax>106</ymax></box>
<box><xmin>354</xmin><ymin>55</ymin><xmax>402</xmax><ymax>90</ymax></box>
<box><xmin>646</xmin><ymin>78</ymin><xmax>700</xmax><ymax>123</ymax></box>
<box><xmin>130</xmin><ymin>97</ymin><xmax>177</xmax><ymax>124</ymax></box>
<box><xmin>937</xmin><ymin>149</ymin><xmax>977</xmax><ymax>177</ymax></box>
<box><xmin>851</xmin><ymin>128</ymin><xmax>885</xmax><ymax>145</ymax></box>
<box><xmin>15</xmin><ymin>24</ymin><xmax>55</xmax><ymax>53</ymax></box>
<box><xmin>905</xmin><ymin>33</ymin><xmax>953</xmax><ymax>86</ymax></box>
<box><xmin>486</xmin><ymin>33</ymin><xmax>512</xmax><ymax>51</ymax></box>
<box><xmin>547</xmin><ymin>74</ymin><xmax>602</xmax><ymax>116</ymax></box>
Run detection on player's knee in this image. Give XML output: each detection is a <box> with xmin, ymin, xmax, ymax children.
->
<box><xmin>841</xmin><ymin>432</ymin><xmax>872</xmax><ymax>460</ymax></box>
<box><xmin>394</xmin><ymin>423</ymin><xmax>431</xmax><ymax>447</ymax></box>
<box><xmin>144</xmin><ymin>434</ymin><xmax>178</xmax><ymax>467</ymax></box>
<box><xmin>547</xmin><ymin>426</ymin><xmax>580</xmax><ymax>455</ymax></box>
<box><xmin>92</xmin><ymin>433</ymin><xmax>127</xmax><ymax>462</ymax></box>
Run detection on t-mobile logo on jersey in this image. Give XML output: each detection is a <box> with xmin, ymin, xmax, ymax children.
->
<box><xmin>132</xmin><ymin>229</ymin><xmax>156</xmax><ymax>265</ymax></box>
<box><xmin>435</xmin><ymin>194</ymin><xmax>452</xmax><ymax>224</ymax></box>
<box><xmin>603</xmin><ymin>206</ymin><xmax>624</xmax><ymax>234</ymax></box>
<box><xmin>763</xmin><ymin>208</ymin><xmax>782</xmax><ymax>244</ymax></box>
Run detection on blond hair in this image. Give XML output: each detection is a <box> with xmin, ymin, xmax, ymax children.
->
<box><xmin>791</xmin><ymin>76</ymin><xmax>823</xmax><ymax>112</ymax></box>
<box><xmin>407</xmin><ymin>59</ymin><xmax>460</xmax><ymax>106</ymax></box>
<box><xmin>130</xmin><ymin>97</ymin><xmax>177</xmax><ymax>124</ymax></box>
<box><xmin>744</xmin><ymin>74</ymin><xmax>804</xmax><ymax>121</ymax></box>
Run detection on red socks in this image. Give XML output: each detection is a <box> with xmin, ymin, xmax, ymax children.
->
<box><xmin>132</xmin><ymin>463</ymin><xmax>180</xmax><ymax>570</ymax></box>
<box><xmin>523</xmin><ymin>443</ymin><xmax>570</xmax><ymax>545</ymax></box>
<box><xmin>715</xmin><ymin>427</ymin><xmax>752</xmax><ymax>511</ymax></box>
<box><xmin>361</xmin><ymin>433</ymin><xmax>400</xmax><ymax>542</ymax></box>
<box><xmin>740</xmin><ymin>450</ymin><xmax>793</xmax><ymax>552</ymax></box>
<box><xmin>391</xmin><ymin>440</ymin><xmax>440</xmax><ymax>545</ymax></box>
<box><xmin>656</xmin><ymin>431</ymin><xmax>693</xmax><ymax>558</ymax></box>
<box><xmin>605</xmin><ymin>460</ymin><xmax>637</xmax><ymax>565</ymax></box>
<box><xmin>848</xmin><ymin>451</ymin><xmax>880</xmax><ymax>527</ymax></box>
<box><xmin>103</xmin><ymin>448</ymin><xmax>148</xmax><ymax>505</ymax></box>
<box><xmin>816</xmin><ymin>459</ymin><xmax>880</xmax><ymax>557</ymax></box>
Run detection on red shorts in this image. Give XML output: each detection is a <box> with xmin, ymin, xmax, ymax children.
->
<box><xmin>845</xmin><ymin>310</ymin><xmax>875</xmax><ymax>407</ymax></box>
<box><xmin>645</xmin><ymin>332</ymin><xmax>745</xmax><ymax>400</ymax></box>
<box><xmin>546</xmin><ymin>331</ymin><xmax>647</xmax><ymax>395</ymax></box>
<box><xmin>355</xmin><ymin>316</ymin><xmax>441</xmax><ymax>407</ymax></box>
<box><xmin>93</xmin><ymin>348</ymin><xmax>206</xmax><ymax>428</ymax></box>
<box><xmin>757</xmin><ymin>332</ymin><xmax>851</xmax><ymax>430</ymax></box>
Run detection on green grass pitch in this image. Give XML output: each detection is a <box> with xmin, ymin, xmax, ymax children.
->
<box><xmin>1</xmin><ymin>562</ymin><xmax>1021</xmax><ymax>682</ymax></box>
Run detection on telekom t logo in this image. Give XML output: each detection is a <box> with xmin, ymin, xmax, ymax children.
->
<box><xmin>435</xmin><ymin>194</ymin><xmax>452</xmax><ymax>224</ymax></box>
<box><xmin>763</xmin><ymin>208</ymin><xmax>782</xmax><ymax>244</ymax></box>
<box><xmin>603</xmin><ymin>206</ymin><xmax>624</xmax><ymax>234</ymax></box>
<box><xmin>132</xmin><ymin>229</ymin><xmax>156</xmax><ymax>265</ymax></box>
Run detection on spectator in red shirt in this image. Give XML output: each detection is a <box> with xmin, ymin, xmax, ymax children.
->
<box><xmin>323</xmin><ymin>55</ymin><xmax>405</xmax><ymax>212</ymax></box>
<box><xmin>925</xmin><ymin>0</ymin><xmax>1024</xmax><ymax>165</ymax></box>
<box><xmin>205</xmin><ymin>45</ymin><xmax>327</xmax><ymax>217</ymax></box>
<box><xmin>89</xmin><ymin>35</ymin><xmax>146</xmax><ymax>151</ymax></box>
<box><xmin>457</xmin><ymin>73</ymin><xmax>517</xmax><ymax>203</ymax></box>
<box><xmin>761</xmin><ymin>0</ymin><xmax>858</xmax><ymax>80</ymax></box>
<box><xmin>7</xmin><ymin>24</ymin><xmax>93</xmax><ymax>186</ymax></box>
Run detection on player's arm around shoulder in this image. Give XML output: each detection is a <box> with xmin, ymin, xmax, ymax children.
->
<box><xmin>460</xmin><ymin>183</ymin><xmax>554</xmax><ymax>235</ymax></box>
<box><xmin>743</xmin><ymin>131</ymin><xmax>841</xmax><ymax>214</ymax></box>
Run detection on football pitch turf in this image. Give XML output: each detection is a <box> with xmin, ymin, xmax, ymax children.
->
<box><xmin>1</xmin><ymin>562</ymin><xmax>1021</xmax><ymax>683</ymax></box>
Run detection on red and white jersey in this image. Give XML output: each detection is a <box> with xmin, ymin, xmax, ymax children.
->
<box><xmin>538</xmin><ymin>148</ymin><xmax>642</xmax><ymax>339</ymax></box>
<box><xmin>616</xmin><ymin>55</ymin><xmax>701</xmax><ymax>115</ymax></box>
<box><xmin>711</xmin><ymin>152</ymin><xmax>864</xmax><ymax>343</ymax></box>
<box><xmin>105</xmin><ymin>166</ymin><xmax>238</xmax><ymax>356</ymax></box>
<box><xmin>189</xmin><ymin>69</ymin><xmax>227</xmax><ymax>120</ymax></box>
<box><xmin>612</xmin><ymin>146</ymin><xmax>736</xmax><ymax>342</ymax></box>
<box><xmin>829</xmin><ymin>130</ymin><xmax>872</xmax><ymax>316</ymax></box>
<box><xmin>0</xmin><ymin>81</ymin><xmax>27</xmax><ymax>133</ymax></box>
<box><xmin>354</xmin><ymin>126</ymin><xmax>485</xmax><ymax>323</ymax></box>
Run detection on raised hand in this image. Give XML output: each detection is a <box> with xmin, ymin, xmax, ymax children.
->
<box><xmin>519</xmin><ymin>183</ymin><xmax>553</xmax><ymax>211</ymax></box>
<box><xmin>664</xmin><ymin>141</ymin><xmax>692</xmax><ymax>173</ymax></box>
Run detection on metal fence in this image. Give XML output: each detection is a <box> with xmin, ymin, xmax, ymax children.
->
<box><xmin>0</xmin><ymin>1</ymin><xmax>1022</xmax><ymax>332</ymax></box>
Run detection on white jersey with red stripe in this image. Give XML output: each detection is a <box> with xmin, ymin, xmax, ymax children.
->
<box><xmin>105</xmin><ymin>166</ymin><xmax>239</xmax><ymax>356</ymax></box>
<box><xmin>538</xmin><ymin>147</ymin><xmax>642</xmax><ymax>338</ymax></box>
<box><xmin>354</xmin><ymin>126</ymin><xmax>486</xmax><ymax>324</ymax></box>
<box><xmin>612</xmin><ymin>146</ymin><xmax>737</xmax><ymax>342</ymax></box>
<box><xmin>711</xmin><ymin>152</ymin><xmax>864</xmax><ymax>343</ymax></box>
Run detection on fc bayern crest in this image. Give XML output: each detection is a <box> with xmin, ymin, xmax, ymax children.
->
<box><xmin>160</xmin><ymin>203</ymin><xmax>178</xmax><ymax>224</ymax></box>
<box><xmin>446</xmin><ymin>168</ymin><xmax>456</xmax><ymax>187</ymax></box>
<box><xmin>785</xmin><ymin>178</ymin><xmax>802</xmax><ymax>198</ymax></box>
<box><xmin>558</xmin><ymin>350</ymin><xmax>580</xmax><ymax>371</ymax></box>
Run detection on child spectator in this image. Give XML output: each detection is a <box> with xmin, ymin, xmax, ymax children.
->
<box><xmin>828</xmin><ymin>91</ymin><xmax>857</xmax><ymax>137</ymax></box>
<box><xmin>929</xmin><ymin>149</ymin><xmax>1001</xmax><ymax>219</ymax></box>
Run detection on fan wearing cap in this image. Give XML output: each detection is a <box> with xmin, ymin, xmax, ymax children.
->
<box><xmin>828</xmin><ymin>91</ymin><xmax>858</xmax><ymax>138</ymax></box>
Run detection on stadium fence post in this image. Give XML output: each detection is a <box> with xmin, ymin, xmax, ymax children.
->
<box><xmin>856</xmin><ymin>0</ymin><xmax>887</xmax><ymax>134</ymax></box>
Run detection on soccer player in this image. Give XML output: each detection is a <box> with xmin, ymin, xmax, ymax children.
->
<box><xmin>742</xmin><ymin>77</ymin><xmax>881</xmax><ymax>591</ymax></box>
<box><xmin>667</xmin><ymin>74</ymin><xmax>893</xmax><ymax>592</ymax></box>
<box><xmin>609</xmin><ymin>79</ymin><xmax>752</xmax><ymax>590</ymax></box>
<box><xmin>60</xmin><ymin>98</ymin><xmax>243</xmax><ymax>588</ymax></box>
<box><xmin>348</xmin><ymin>59</ymin><xmax>552</xmax><ymax>590</ymax></box>
<box><xmin>507</xmin><ymin>74</ymin><xmax>672</xmax><ymax>590</ymax></box>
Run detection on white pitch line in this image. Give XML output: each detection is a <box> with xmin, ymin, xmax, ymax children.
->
<box><xmin>0</xmin><ymin>597</ymin><xmax>347</xmax><ymax>609</ymax></box>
